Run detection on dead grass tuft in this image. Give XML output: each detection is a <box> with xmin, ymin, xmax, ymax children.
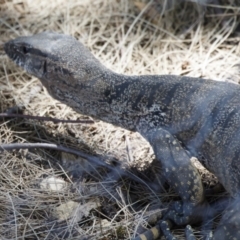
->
<box><xmin>0</xmin><ymin>0</ymin><xmax>240</xmax><ymax>239</ymax></box>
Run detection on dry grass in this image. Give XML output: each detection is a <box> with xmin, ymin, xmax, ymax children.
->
<box><xmin>0</xmin><ymin>0</ymin><xmax>240</xmax><ymax>239</ymax></box>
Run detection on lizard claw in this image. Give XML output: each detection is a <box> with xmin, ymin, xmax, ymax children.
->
<box><xmin>160</xmin><ymin>220</ymin><xmax>177</xmax><ymax>240</ymax></box>
<box><xmin>185</xmin><ymin>225</ymin><xmax>197</xmax><ymax>240</ymax></box>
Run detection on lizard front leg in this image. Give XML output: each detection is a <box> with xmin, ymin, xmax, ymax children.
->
<box><xmin>145</xmin><ymin>128</ymin><xmax>207</xmax><ymax>238</ymax></box>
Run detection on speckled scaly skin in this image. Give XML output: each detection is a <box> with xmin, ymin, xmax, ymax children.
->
<box><xmin>4</xmin><ymin>32</ymin><xmax>240</xmax><ymax>239</ymax></box>
<box><xmin>154</xmin><ymin>0</ymin><xmax>221</xmax><ymax>12</ymax></box>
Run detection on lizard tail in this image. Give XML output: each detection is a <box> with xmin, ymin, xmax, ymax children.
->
<box><xmin>132</xmin><ymin>223</ymin><xmax>162</xmax><ymax>240</ymax></box>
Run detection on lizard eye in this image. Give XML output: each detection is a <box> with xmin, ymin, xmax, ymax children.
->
<box><xmin>43</xmin><ymin>61</ymin><xmax>47</xmax><ymax>74</ymax></box>
<box><xmin>22</xmin><ymin>46</ymin><xmax>29</xmax><ymax>54</ymax></box>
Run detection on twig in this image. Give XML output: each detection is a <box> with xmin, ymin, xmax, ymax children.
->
<box><xmin>0</xmin><ymin>142</ymin><xmax>107</xmax><ymax>167</ymax></box>
<box><xmin>0</xmin><ymin>113</ymin><xmax>94</xmax><ymax>124</ymax></box>
<box><xmin>125</xmin><ymin>135</ymin><xmax>134</xmax><ymax>163</ymax></box>
<box><xmin>0</xmin><ymin>142</ymin><xmax>156</xmax><ymax>194</ymax></box>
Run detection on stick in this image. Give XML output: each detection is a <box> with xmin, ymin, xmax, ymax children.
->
<box><xmin>0</xmin><ymin>113</ymin><xmax>94</xmax><ymax>124</ymax></box>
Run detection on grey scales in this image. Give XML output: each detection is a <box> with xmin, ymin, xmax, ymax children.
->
<box><xmin>4</xmin><ymin>32</ymin><xmax>240</xmax><ymax>240</ymax></box>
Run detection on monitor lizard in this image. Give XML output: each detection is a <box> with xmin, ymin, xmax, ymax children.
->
<box><xmin>4</xmin><ymin>32</ymin><xmax>240</xmax><ymax>239</ymax></box>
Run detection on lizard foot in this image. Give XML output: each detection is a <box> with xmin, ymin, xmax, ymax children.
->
<box><xmin>185</xmin><ymin>225</ymin><xmax>215</xmax><ymax>240</ymax></box>
<box><xmin>160</xmin><ymin>220</ymin><xmax>176</xmax><ymax>240</ymax></box>
<box><xmin>160</xmin><ymin>221</ymin><xmax>198</xmax><ymax>240</ymax></box>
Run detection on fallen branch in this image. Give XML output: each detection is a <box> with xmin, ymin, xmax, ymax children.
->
<box><xmin>0</xmin><ymin>113</ymin><xmax>94</xmax><ymax>124</ymax></box>
<box><xmin>0</xmin><ymin>142</ymin><xmax>107</xmax><ymax>167</ymax></box>
<box><xmin>0</xmin><ymin>142</ymin><xmax>156</xmax><ymax>195</ymax></box>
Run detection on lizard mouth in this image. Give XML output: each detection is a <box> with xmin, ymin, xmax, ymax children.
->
<box><xmin>4</xmin><ymin>40</ymin><xmax>47</xmax><ymax>79</ymax></box>
<box><xmin>4</xmin><ymin>40</ymin><xmax>27</xmax><ymax>68</ymax></box>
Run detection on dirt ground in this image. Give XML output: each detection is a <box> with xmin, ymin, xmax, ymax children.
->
<box><xmin>0</xmin><ymin>0</ymin><xmax>240</xmax><ymax>239</ymax></box>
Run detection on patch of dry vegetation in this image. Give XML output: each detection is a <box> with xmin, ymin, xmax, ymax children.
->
<box><xmin>0</xmin><ymin>0</ymin><xmax>240</xmax><ymax>239</ymax></box>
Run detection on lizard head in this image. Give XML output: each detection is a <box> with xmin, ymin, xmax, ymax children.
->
<box><xmin>5</xmin><ymin>32</ymin><xmax>67</xmax><ymax>81</ymax></box>
<box><xmin>4</xmin><ymin>32</ymin><xmax>104</xmax><ymax>98</ymax></box>
<box><xmin>4</xmin><ymin>32</ymin><xmax>114</xmax><ymax>119</ymax></box>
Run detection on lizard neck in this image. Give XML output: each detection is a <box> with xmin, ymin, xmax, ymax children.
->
<box><xmin>46</xmin><ymin>64</ymin><xmax>139</xmax><ymax>131</ymax></box>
